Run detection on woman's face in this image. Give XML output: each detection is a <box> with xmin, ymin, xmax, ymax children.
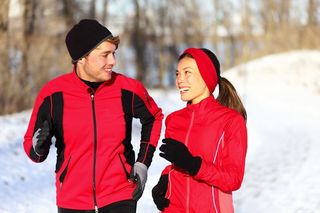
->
<box><xmin>176</xmin><ymin>56</ymin><xmax>210</xmax><ymax>104</ymax></box>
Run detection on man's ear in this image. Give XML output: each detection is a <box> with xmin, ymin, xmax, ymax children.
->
<box><xmin>77</xmin><ymin>57</ymin><xmax>86</xmax><ymax>65</ymax></box>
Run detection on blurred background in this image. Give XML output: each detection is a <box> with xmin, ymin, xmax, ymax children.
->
<box><xmin>0</xmin><ymin>0</ymin><xmax>319</xmax><ymax>115</ymax></box>
<box><xmin>1</xmin><ymin>0</ymin><xmax>320</xmax><ymax>212</ymax></box>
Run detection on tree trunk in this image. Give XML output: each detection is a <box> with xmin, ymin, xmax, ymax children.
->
<box><xmin>308</xmin><ymin>0</ymin><xmax>317</xmax><ymax>26</ymax></box>
<box><xmin>15</xmin><ymin>0</ymin><xmax>38</xmax><ymax>111</ymax></box>
<box><xmin>0</xmin><ymin>0</ymin><xmax>10</xmax><ymax>114</ymax></box>
<box><xmin>102</xmin><ymin>0</ymin><xmax>109</xmax><ymax>25</ymax></box>
<box><xmin>131</xmin><ymin>0</ymin><xmax>148</xmax><ymax>86</ymax></box>
<box><xmin>61</xmin><ymin>0</ymin><xmax>76</xmax><ymax>27</ymax></box>
<box><xmin>89</xmin><ymin>0</ymin><xmax>96</xmax><ymax>19</ymax></box>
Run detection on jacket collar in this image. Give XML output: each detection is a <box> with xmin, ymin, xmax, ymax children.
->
<box><xmin>186</xmin><ymin>95</ymin><xmax>218</xmax><ymax>114</ymax></box>
<box><xmin>70</xmin><ymin>67</ymin><xmax>117</xmax><ymax>92</ymax></box>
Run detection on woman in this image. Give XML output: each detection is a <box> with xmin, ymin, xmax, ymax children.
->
<box><xmin>152</xmin><ymin>48</ymin><xmax>247</xmax><ymax>213</ymax></box>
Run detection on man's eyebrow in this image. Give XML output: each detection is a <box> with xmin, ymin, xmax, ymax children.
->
<box><xmin>100</xmin><ymin>50</ymin><xmax>115</xmax><ymax>54</ymax></box>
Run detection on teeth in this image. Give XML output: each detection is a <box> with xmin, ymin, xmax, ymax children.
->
<box><xmin>179</xmin><ymin>88</ymin><xmax>189</xmax><ymax>92</ymax></box>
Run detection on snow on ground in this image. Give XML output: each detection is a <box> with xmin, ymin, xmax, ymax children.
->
<box><xmin>226</xmin><ymin>50</ymin><xmax>320</xmax><ymax>213</ymax></box>
<box><xmin>0</xmin><ymin>50</ymin><xmax>320</xmax><ymax>213</ymax></box>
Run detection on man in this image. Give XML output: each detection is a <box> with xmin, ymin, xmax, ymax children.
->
<box><xmin>23</xmin><ymin>19</ymin><xmax>163</xmax><ymax>213</ymax></box>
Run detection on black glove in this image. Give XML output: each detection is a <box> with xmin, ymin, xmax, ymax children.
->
<box><xmin>152</xmin><ymin>174</ymin><xmax>170</xmax><ymax>211</ymax></box>
<box><xmin>159</xmin><ymin>138</ymin><xmax>202</xmax><ymax>176</ymax></box>
<box><xmin>130</xmin><ymin>162</ymin><xmax>148</xmax><ymax>201</ymax></box>
<box><xmin>32</xmin><ymin>120</ymin><xmax>52</xmax><ymax>156</ymax></box>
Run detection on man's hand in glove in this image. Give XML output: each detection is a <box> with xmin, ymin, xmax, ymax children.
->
<box><xmin>130</xmin><ymin>162</ymin><xmax>148</xmax><ymax>201</ymax></box>
<box><xmin>159</xmin><ymin>138</ymin><xmax>202</xmax><ymax>176</ymax></box>
<box><xmin>32</xmin><ymin>120</ymin><xmax>52</xmax><ymax>156</ymax></box>
<box><xmin>152</xmin><ymin>174</ymin><xmax>170</xmax><ymax>211</ymax></box>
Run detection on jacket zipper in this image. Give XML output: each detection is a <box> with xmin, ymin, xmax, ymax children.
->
<box><xmin>90</xmin><ymin>90</ymin><xmax>99</xmax><ymax>213</ymax></box>
<box><xmin>59</xmin><ymin>156</ymin><xmax>71</xmax><ymax>191</ymax></box>
<box><xmin>185</xmin><ymin>110</ymin><xmax>195</xmax><ymax>213</ymax></box>
<box><xmin>118</xmin><ymin>153</ymin><xmax>130</xmax><ymax>179</ymax></box>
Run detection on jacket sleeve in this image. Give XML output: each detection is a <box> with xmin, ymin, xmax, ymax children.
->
<box><xmin>194</xmin><ymin>115</ymin><xmax>247</xmax><ymax>192</ymax></box>
<box><xmin>161</xmin><ymin>165</ymin><xmax>173</xmax><ymax>175</ymax></box>
<box><xmin>132</xmin><ymin>82</ymin><xmax>163</xmax><ymax>168</ymax></box>
<box><xmin>23</xmin><ymin>86</ymin><xmax>53</xmax><ymax>163</ymax></box>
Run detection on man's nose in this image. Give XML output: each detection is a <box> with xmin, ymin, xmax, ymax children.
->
<box><xmin>107</xmin><ymin>54</ymin><xmax>116</xmax><ymax>66</ymax></box>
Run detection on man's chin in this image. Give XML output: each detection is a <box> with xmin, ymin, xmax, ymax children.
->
<box><xmin>100</xmin><ymin>72</ymin><xmax>113</xmax><ymax>81</ymax></box>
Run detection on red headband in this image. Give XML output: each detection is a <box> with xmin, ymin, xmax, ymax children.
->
<box><xmin>183</xmin><ymin>48</ymin><xmax>218</xmax><ymax>93</ymax></box>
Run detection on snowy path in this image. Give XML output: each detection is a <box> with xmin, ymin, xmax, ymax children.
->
<box><xmin>227</xmin><ymin>51</ymin><xmax>320</xmax><ymax>213</ymax></box>
<box><xmin>234</xmin><ymin>88</ymin><xmax>320</xmax><ymax>213</ymax></box>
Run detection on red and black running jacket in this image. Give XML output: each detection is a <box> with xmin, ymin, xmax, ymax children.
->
<box><xmin>161</xmin><ymin>96</ymin><xmax>247</xmax><ymax>213</ymax></box>
<box><xmin>24</xmin><ymin>70</ymin><xmax>163</xmax><ymax>210</ymax></box>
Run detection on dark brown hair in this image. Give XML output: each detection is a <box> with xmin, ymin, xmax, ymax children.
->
<box><xmin>217</xmin><ymin>77</ymin><xmax>247</xmax><ymax>121</ymax></box>
<box><xmin>107</xmin><ymin>35</ymin><xmax>120</xmax><ymax>49</ymax></box>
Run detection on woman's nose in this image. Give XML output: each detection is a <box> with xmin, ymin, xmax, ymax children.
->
<box><xmin>176</xmin><ymin>73</ymin><xmax>184</xmax><ymax>83</ymax></box>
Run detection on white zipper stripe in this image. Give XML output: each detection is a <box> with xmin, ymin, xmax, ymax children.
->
<box><xmin>211</xmin><ymin>132</ymin><xmax>225</xmax><ymax>213</ymax></box>
<box><xmin>212</xmin><ymin>186</ymin><xmax>218</xmax><ymax>213</ymax></box>
<box><xmin>167</xmin><ymin>169</ymin><xmax>174</xmax><ymax>199</ymax></box>
<box><xmin>185</xmin><ymin>111</ymin><xmax>195</xmax><ymax>146</ymax></box>
<box><xmin>213</xmin><ymin>132</ymin><xmax>224</xmax><ymax>163</ymax></box>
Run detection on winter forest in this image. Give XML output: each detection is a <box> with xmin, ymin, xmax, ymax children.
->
<box><xmin>1</xmin><ymin>0</ymin><xmax>319</xmax><ymax>114</ymax></box>
<box><xmin>1</xmin><ymin>0</ymin><xmax>320</xmax><ymax>213</ymax></box>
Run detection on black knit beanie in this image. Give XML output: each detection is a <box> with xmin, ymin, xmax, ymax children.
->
<box><xmin>65</xmin><ymin>19</ymin><xmax>115</xmax><ymax>63</ymax></box>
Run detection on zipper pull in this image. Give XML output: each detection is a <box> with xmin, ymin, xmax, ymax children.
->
<box><xmin>95</xmin><ymin>205</ymin><xmax>99</xmax><ymax>213</ymax></box>
<box><xmin>87</xmin><ymin>88</ymin><xmax>95</xmax><ymax>100</ymax></box>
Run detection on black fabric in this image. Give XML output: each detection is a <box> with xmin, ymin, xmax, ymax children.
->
<box><xmin>159</xmin><ymin>138</ymin><xmax>202</xmax><ymax>176</ymax></box>
<box><xmin>136</xmin><ymin>143</ymin><xmax>155</xmax><ymax>168</ymax></box>
<box><xmin>81</xmin><ymin>79</ymin><xmax>103</xmax><ymax>91</ymax></box>
<box><xmin>59</xmin><ymin>157</ymin><xmax>71</xmax><ymax>183</ymax></box>
<box><xmin>132</xmin><ymin>93</ymin><xmax>154</xmax><ymax>142</ymax></box>
<box><xmin>120</xmin><ymin>89</ymin><xmax>156</xmax><ymax>168</ymax></box>
<box><xmin>152</xmin><ymin>174</ymin><xmax>170</xmax><ymax>211</ymax></box>
<box><xmin>34</xmin><ymin>120</ymin><xmax>51</xmax><ymax>156</ymax></box>
<box><xmin>65</xmin><ymin>19</ymin><xmax>114</xmax><ymax>62</ymax></box>
<box><xmin>118</xmin><ymin>153</ymin><xmax>130</xmax><ymax>179</ymax></box>
<box><xmin>30</xmin><ymin>96</ymin><xmax>53</xmax><ymax>162</ymax></box>
<box><xmin>58</xmin><ymin>199</ymin><xmax>137</xmax><ymax>213</ymax></box>
<box><xmin>121</xmin><ymin>89</ymin><xmax>135</xmax><ymax>166</ymax></box>
<box><xmin>51</xmin><ymin>92</ymin><xmax>65</xmax><ymax>173</ymax></box>
<box><xmin>132</xmin><ymin>93</ymin><xmax>156</xmax><ymax>167</ymax></box>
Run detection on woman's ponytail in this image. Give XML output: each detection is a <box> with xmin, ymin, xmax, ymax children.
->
<box><xmin>217</xmin><ymin>77</ymin><xmax>247</xmax><ymax>121</ymax></box>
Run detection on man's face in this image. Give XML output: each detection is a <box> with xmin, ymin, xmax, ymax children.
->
<box><xmin>77</xmin><ymin>40</ymin><xmax>116</xmax><ymax>82</ymax></box>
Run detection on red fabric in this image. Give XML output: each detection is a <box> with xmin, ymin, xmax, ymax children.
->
<box><xmin>24</xmin><ymin>70</ymin><xmax>163</xmax><ymax>209</ymax></box>
<box><xmin>161</xmin><ymin>96</ymin><xmax>247</xmax><ymax>213</ymax></box>
<box><xmin>183</xmin><ymin>48</ymin><xmax>218</xmax><ymax>93</ymax></box>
